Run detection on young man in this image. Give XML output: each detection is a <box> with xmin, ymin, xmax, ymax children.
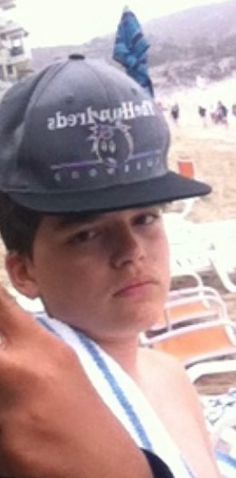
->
<box><xmin>0</xmin><ymin>55</ymin><xmax>221</xmax><ymax>478</ymax></box>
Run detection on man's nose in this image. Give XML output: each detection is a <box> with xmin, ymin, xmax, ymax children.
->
<box><xmin>110</xmin><ymin>224</ymin><xmax>146</xmax><ymax>269</ymax></box>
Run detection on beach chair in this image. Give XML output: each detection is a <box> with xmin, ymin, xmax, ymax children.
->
<box><xmin>165</xmin><ymin>216</ymin><xmax>236</xmax><ymax>293</ymax></box>
<box><xmin>194</xmin><ymin>219</ymin><xmax>236</xmax><ymax>293</ymax></box>
<box><xmin>188</xmin><ymin>359</ymin><xmax>236</xmax><ymax>384</ymax></box>
<box><xmin>140</xmin><ymin>285</ymin><xmax>236</xmax><ymax>367</ymax></box>
<box><xmin>209</xmin><ymin>237</ymin><xmax>236</xmax><ymax>294</ymax></box>
<box><xmin>163</xmin><ymin>214</ymin><xmax>212</xmax><ymax>284</ymax></box>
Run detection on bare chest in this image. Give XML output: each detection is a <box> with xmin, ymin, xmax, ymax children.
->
<box><xmin>136</xmin><ymin>357</ymin><xmax>219</xmax><ymax>478</ymax></box>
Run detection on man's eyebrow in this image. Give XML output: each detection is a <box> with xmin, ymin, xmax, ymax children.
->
<box><xmin>54</xmin><ymin>213</ymin><xmax>103</xmax><ymax>230</ymax></box>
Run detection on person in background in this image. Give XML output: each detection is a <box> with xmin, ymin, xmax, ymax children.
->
<box><xmin>198</xmin><ymin>105</ymin><xmax>207</xmax><ymax>127</ymax></box>
<box><xmin>232</xmin><ymin>103</ymin><xmax>236</xmax><ymax>117</ymax></box>
<box><xmin>216</xmin><ymin>100</ymin><xmax>228</xmax><ymax>126</ymax></box>
<box><xmin>170</xmin><ymin>102</ymin><xmax>180</xmax><ymax>125</ymax></box>
<box><xmin>0</xmin><ymin>55</ymin><xmax>220</xmax><ymax>478</ymax></box>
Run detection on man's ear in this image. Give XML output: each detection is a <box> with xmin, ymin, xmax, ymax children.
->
<box><xmin>5</xmin><ymin>252</ymin><xmax>39</xmax><ymax>299</ymax></box>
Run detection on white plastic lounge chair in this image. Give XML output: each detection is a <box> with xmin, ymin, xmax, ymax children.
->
<box><xmin>142</xmin><ymin>285</ymin><xmax>229</xmax><ymax>334</ymax></box>
<box><xmin>209</xmin><ymin>244</ymin><xmax>236</xmax><ymax>293</ymax></box>
<box><xmin>140</xmin><ymin>285</ymin><xmax>236</xmax><ymax>367</ymax></box>
<box><xmin>163</xmin><ymin>214</ymin><xmax>212</xmax><ymax>284</ymax></box>
<box><xmin>188</xmin><ymin>359</ymin><xmax>236</xmax><ymax>384</ymax></box>
<box><xmin>165</xmin><ymin>216</ymin><xmax>236</xmax><ymax>293</ymax></box>
<box><xmin>194</xmin><ymin>219</ymin><xmax>236</xmax><ymax>293</ymax></box>
<box><xmin>143</xmin><ymin>320</ymin><xmax>236</xmax><ymax>366</ymax></box>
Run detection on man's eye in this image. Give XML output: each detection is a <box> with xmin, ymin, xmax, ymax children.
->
<box><xmin>135</xmin><ymin>212</ymin><xmax>161</xmax><ymax>225</ymax></box>
<box><xmin>69</xmin><ymin>229</ymin><xmax>98</xmax><ymax>244</ymax></box>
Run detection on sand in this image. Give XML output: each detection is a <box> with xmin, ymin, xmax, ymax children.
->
<box><xmin>169</xmin><ymin>121</ymin><xmax>236</xmax><ymax>221</ymax></box>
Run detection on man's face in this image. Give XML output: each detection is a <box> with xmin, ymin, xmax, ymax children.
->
<box><xmin>18</xmin><ymin>206</ymin><xmax>170</xmax><ymax>342</ymax></box>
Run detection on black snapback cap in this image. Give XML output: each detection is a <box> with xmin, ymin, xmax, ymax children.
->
<box><xmin>0</xmin><ymin>55</ymin><xmax>211</xmax><ymax>213</ymax></box>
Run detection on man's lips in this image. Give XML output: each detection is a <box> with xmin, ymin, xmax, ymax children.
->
<box><xmin>113</xmin><ymin>279</ymin><xmax>158</xmax><ymax>297</ymax></box>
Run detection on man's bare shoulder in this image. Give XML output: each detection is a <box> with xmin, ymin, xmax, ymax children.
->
<box><xmin>139</xmin><ymin>346</ymin><xmax>187</xmax><ymax>382</ymax></box>
<box><xmin>138</xmin><ymin>346</ymin><xmax>201</xmax><ymax>409</ymax></box>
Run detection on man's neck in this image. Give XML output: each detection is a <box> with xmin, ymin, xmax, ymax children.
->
<box><xmin>97</xmin><ymin>335</ymin><xmax>141</xmax><ymax>379</ymax></box>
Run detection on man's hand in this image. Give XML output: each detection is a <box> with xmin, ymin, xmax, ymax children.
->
<box><xmin>0</xmin><ymin>286</ymin><xmax>152</xmax><ymax>478</ymax></box>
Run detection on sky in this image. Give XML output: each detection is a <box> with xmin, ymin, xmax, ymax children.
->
<box><xmin>8</xmin><ymin>0</ymin><xmax>229</xmax><ymax>47</ymax></box>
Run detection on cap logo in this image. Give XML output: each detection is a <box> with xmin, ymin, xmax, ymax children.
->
<box><xmin>47</xmin><ymin>99</ymin><xmax>162</xmax><ymax>185</ymax></box>
<box><xmin>47</xmin><ymin>100</ymin><xmax>155</xmax><ymax>130</ymax></box>
<box><xmin>88</xmin><ymin>120</ymin><xmax>133</xmax><ymax>169</ymax></box>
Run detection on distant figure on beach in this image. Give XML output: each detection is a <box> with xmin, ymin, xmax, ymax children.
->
<box><xmin>211</xmin><ymin>101</ymin><xmax>228</xmax><ymax>126</ymax></box>
<box><xmin>232</xmin><ymin>104</ymin><xmax>236</xmax><ymax>117</ymax></box>
<box><xmin>198</xmin><ymin>106</ymin><xmax>207</xmax><ymax>127</ymax></box>
<box><xmin>217</xmin><ymin>101</ymin><xmax>228</xmax><ymax>124</ymax></box>
<box><xmin>170</xmin><ymin>102</ymin><xmax>180</xmax><ymax>124</ymax></box>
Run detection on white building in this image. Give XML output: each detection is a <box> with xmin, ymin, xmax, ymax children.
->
<box><xmin>0</xmin><ymin>0</ymin><xmax>32</xmax><ymax>82</ymax></box>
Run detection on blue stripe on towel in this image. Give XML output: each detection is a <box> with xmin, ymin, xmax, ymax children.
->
<box><xmin>78</xmin><ymin>332</ymin><xmax>153</xmax><ymax>452</ymax></box>
<box><xmin>78</xmin><ymin>333</ymin><xmax>196</xmax><ymax>478</ymax></box>
<box><xmin>36</xmin><ymin>316</ymin><xmax>196</xmax><ymax>477</ymax></box>
<box><xmin>37</xmin><ymin>316</ymin><xmax>62</xmax><ymax>339</ymax></box>
<box><xmin>216</xmin><ymin>451</ymin><xmax>236</xmax><ymax>478</ymax></box>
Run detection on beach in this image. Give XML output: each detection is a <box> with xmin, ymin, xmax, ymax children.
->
<box><xmin>169</xmin><ymin>119</ymin><xmax>236</xmax><ymax>222</ymax></box>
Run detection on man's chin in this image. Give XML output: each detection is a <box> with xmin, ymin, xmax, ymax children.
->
<box><xmin>116</xmin><ymin>301</ymin><xmax>165</xmax><ymax>331</ymax></box>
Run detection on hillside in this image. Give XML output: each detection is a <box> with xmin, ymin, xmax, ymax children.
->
<box><xmin>146</xmin><ymin>0</ymin><xmax>236</xmax><ymax>45</ymax></box>
<box><xmin>31</xmin><ymin>0</ymin><xmax>236</xmax><ymax>91</ymax></box>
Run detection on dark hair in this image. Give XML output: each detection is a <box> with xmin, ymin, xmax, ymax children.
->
<box><xmin>0</xmin><ymin>193</ymin><xmax>43</xmax><ymax>256</ymax></box>
<box><xmin>0</xmin><ymin>194</ymin><xmax>105</xmax><ymax>256</ymax></box>
<box><xmin>0</xmin><ymin>193</ymin><xmax>170</xmax><ymax>257</ymax></box>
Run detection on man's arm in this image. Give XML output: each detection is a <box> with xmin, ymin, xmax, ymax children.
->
<box><xmin>0</xmin><ymin>286</ymin><xmax>153</xmax><ymax>478</ymax></box>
